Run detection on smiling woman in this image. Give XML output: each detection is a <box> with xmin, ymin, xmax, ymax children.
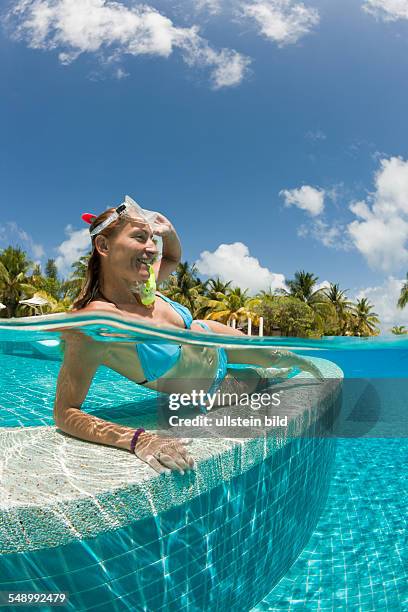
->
<box><xmin>53</xmin><ymin>195</ymin><xmax>324</xmax><ymax>476</ymax></box>
<box><xmin>73</xmin><ymin>195</ymin><xmax>177</xmax><ymax>309</ymax></box>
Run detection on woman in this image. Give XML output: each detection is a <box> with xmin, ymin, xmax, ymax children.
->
<box><xmin>54</xmin><ymin>199</ymin><xmax>322</xmax><ymax>475</ymax></box>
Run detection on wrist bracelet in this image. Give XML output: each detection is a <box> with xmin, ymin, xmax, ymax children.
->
<box><xmin>130</xmin><ymin>428</ymin><xmax>146</xmax><ymax>454</ymax></box>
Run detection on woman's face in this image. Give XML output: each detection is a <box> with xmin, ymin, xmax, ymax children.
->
<box><xmin>98</xmin><ymin>216</ymin><xmax>158</xmax><ymax>284</ymax></box>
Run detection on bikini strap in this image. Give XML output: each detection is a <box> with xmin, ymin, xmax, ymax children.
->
<box><xmin>156</xmin><ymin>293</ymin><xmax>193</xmax><ymax>329</ymax></box>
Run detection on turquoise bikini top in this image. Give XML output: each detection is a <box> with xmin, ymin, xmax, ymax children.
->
<box><xmin>135</xmin><ymin>293</ymin><xmax>193</xmax><ymax>383</ymax></box>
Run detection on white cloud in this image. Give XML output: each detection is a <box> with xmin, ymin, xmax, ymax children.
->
<box><xmin>195</xmin><ymin>242</ymin><xmax>286</xmax><ymax>293</ymax></box>
<box><xmin>241</xmin><ymin>0</ymin><xmax>320</xmax><ymax>46</ymax></box>
<box><xmin>305</xmin><ymin>129</ymin><xmax>326</xmax><ymax>141</ymax></box>
<box><xmin>280</xmin><ymin>185</ymin><xmax>325</xmax><ymax>216</ymax></box>
<box><xmin>348</xmin><ymin>216</ymin><xmax>408</xmax><ymax>271</ymax></box>
<box><xmin>182</xmin><ymin>42</ymin><xmax>251</xmax><ymax>88</ymax></box>
<box><xmin>354</xmin><ymin>277</ymin><xmax>408</xmax><ymax>329</ymax></box>
<box><xmin>55</xmin><ymin>225</ymin><xmax>90</xmax><ymax>277</ymax></box>
<box><xmin>297</xmin><ymin>219</ymin><xmax>350</xmax><ymax>249</ymax></box>
<box><xmin>0</xmin><ymin>221</ymin><xmax>45</xmax><ymax>261</ymax></box>
<box><xmin>315</xmin><ymin>279</ymin><xmax>331</xmax><ymax>291</ymax></box>
<box><xmin>363</xmin><ymin>0</ymin><xmax>408</xmax><ymax>21</ymax></box>
<box><xmin>115</xmin><ymin>67</ymin><xmax>129</xmax><ymax>79</ymax></box>
<box><xmin>347</xmin><ymin>156</ymin><xmax>408</xmax><ymax>272</ymax></box>
<box><xmin>289</xmin><ymin>158</ymin><xmax>408</xmax><ymax>272</ymax></box>
<box><xmin>7</xmin><ymin>0</ymin><xmax>250</xmax><ymax>88</ymax></box>
<box><xmin>194</xmin><ymin>0</ymin><xmax>221</xmax><ymax>15</ymax></box>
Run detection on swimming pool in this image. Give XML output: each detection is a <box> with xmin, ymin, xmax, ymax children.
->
<box><xmin>0</xmin><ymin>315</ymin><xmax>406</xmax><ymax>610</ymax></box>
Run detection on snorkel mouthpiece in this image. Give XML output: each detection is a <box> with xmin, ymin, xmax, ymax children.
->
<box><xmin>140</xmin><ymin>264</ymin><xmax>156</xmax><ymax>307</ymax></box>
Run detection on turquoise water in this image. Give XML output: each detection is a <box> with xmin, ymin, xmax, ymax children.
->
<box><xmin>0</xmin><ymin>314</ymin><xmax>407</xmax><ymax>610</ymax></box>
<box><xmin>253</xmin><ymin>344</ymin><xmax>407</xmax><ymax>610</ymax></box>
<box><xmin>254</xmin><ymin>438</ymin><xmax>407</xmax><ymax>611</ymax></box>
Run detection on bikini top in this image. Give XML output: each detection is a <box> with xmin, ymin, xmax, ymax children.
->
<box><xmin>135</xmin><ymin>293</ymin><xmax>193</xmax><ymax>383</ymax></box>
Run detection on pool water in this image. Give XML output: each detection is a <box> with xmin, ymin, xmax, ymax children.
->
<box><xmin>254</xmin><ymin>438</ymin><xmax>407</xmax><ymax>611</ymax></box>
<box><xmin>254</xmin><ymin>344</ymin><xmax>408</xmax><ymax>611</ymax></box>
<box><xmin>0</xmin><ymin>314</ymin><xmax>407</xmax><ymax>610</ymax></box>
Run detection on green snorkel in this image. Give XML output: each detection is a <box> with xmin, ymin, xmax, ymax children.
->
<box><xmin>139</xmin><ymin>263</ymin><xmax>157</xmax><ymax>307</ymax></box>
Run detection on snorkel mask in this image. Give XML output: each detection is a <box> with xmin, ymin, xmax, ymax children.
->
<box><xmin>82</xmin><ymin>196</ymin><xmax>162</xmax><ymax>307</ymax></box>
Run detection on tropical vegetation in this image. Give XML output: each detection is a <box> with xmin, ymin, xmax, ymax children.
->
<box><xmin>0</xmin><ymin>245</ymin><xmax>399</xmax><ymax>337</ymax></box>
<box><xmin>398</xmin><ymin>273</ymin><xmax>408</xmax><ymax>310</ymax></box>
<box><xmin>390</xmin><ymin>325</ymin><xmax>407</xmax><ymax>335</ymax></box>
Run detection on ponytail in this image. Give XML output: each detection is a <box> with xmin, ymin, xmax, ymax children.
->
<box><xmin>71</xmin><ymin>249</ymin><xmax>101</xmax><ymax>310</ymax></box>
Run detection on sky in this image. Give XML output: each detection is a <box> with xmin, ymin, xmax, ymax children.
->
<box><xmin>1</xmin><ymin>0</ymin><xmax>408</xmax><ymax>329</ymax></box>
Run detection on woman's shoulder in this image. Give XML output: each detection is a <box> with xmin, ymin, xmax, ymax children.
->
<box><xmin>76</xmin><ymin>300</ymin><xmax>118</xmax><ymax>313</ymax></box>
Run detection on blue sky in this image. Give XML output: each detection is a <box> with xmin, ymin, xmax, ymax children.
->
<box><xmin>1</xmin><ymin>0</ymin><xmax>408</xmax><ymax>328</ymax></box>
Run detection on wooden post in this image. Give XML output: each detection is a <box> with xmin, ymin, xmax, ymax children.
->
<box><xmin>259</xmin><ymin>316</ymin><xmax>264</xmax><ymax>337</ymax></box>
<box><xmin>247</xmin><ymin>317</ymin><xmax>252</xmax><ymax>336</ymax></box>
<box><xmin>231</xmin><ymin>319</ymin><xmax>236</xmax><ymax>329</ymax></box>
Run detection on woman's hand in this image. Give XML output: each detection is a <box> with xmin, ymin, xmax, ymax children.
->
<box><xmin>150</xmin><ymin>213</ymin><xmax>181</xmax><ymax>282</ymax></box>
<box><xmin>299</xmin><ymin>359</ymin><xmax>324</xmax><ymax>381</ymax></box>
<box><xmin>152</xmin><ymin>213</ymin><xmax>175</xmax><ymax>238</ymax></box>
<box><xmin>267</xmin><ymin>350</ymin><xmax>325</xmax><ymax>381</ymax></box>
<box><xmin>134</xmin><ymin>432</ymin><xmax>194</xmax><ymax>475</ymax></box>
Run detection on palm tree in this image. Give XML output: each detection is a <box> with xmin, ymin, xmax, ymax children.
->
<box><xmin>195</xmin><ymin>278</ymin><xmax>233</xmax><ymax>319</ymax></box>
<box><xmin>0</xmin><ymin>264</ymin><xmax>36</xmax><ymax>318</ymax></box>
<box><xmin>284</xmin><ymin>270</ymin><xmax>324</xmax><ymax>304</ymax></box>
<box><xmin>161</xmin><ymin>262</ymin><xmax>206</xmax><ymax>315</ymax></box>
<box><xmin>284</xmin><ymin>271</ymin><xmax>338</xmax><ymax>335</ymax></box>
<box><xmin>257</xmin><ymin>287</ymin><xmax>279</xmax><ymax>300</ymax></box>
<box><xmin>397</xmin><ymin>274</ymin><xmax>408</xmax><ymax>309</ymax></box>
<box><xmin>204</xmin><ymin>277</ymin><xmax>232</xmax><ymax>299</ymax></box>
<box><xmin>0</xmin><ymin>246</ymin><xmax>32</xmax><ymax>278</ymax></box>
<box><xmin>28</xmin><ymin>259</ymin><xmax>65</xmax><ymax>302</ymax></box>
<box><xmin>391</xmin><ymin>325</ymin><xmax>407</xmax><ymax>335</ymax></box>
<box><xmin>31</xmin><ymin>263</ymin><xmax>42</xmax><ymax>277</ymax></box>
<box><xmin>201</xmin><ymin>287</ymin><xmax>261</xmax><ymax>328</ymax></box>
<box><xmin>351</xmin><ymin>298</ymin><xmax>380</xmax><ymax>336</ymax></box>
<box><xmin>0</xmin><ymin>247</ymin><xmax>35</xmax><ymax>317</ymax></box>
<box><xmin>63</xmin><ymin>253</ymin><xmax>91</xmax><ymax>301</ymax></box>
<box><xmin>45</xmin><ymin>259</ymin><xmax>58</xmax><ymax>280</ymax></box>
<box><xmin>323</xmin><ymin>283</ymin><xmax>353</xmax><ymax>334</ymax></box>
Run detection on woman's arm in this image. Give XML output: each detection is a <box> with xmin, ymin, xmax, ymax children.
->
<box><xmin>225</xmin><ymin>347</ymin><xmax>324</xmax><ymax>380</ymax></box>
<box><xmin>194</xmin><ymin>319</ymin><xmax>245</xmax><ymax>337</ymax></box>
<box><xmin>192</xmin><ymin>320</ymin><xmax>323</xmax><ymax>379</ymax></box>
<box><xmin>152</xmin><ymin>213</ymin><xmax>182</xmax><ymax>284</ymax></box>
<box><xmin>54</xmin><ymin>331</ymin><xmax>193</xmax><ymax>474</ymax></box>
<box><xmin>54</xmin><ymin>331</ymin><xmax>136</xmax><ymax>450</ymax></box>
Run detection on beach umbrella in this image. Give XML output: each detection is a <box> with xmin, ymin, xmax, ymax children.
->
<box><xmin>19</xmin><ymin>296</ymin><xmax>49</xmax><ymax>315</ymax></box>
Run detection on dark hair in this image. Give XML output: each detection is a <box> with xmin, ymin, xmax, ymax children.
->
<box><xmin>72</xmin><ymin>208</ymin><xmax>131</xmax><ymax>310</ymax></box>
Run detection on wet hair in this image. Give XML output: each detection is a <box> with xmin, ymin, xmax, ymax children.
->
<box><xmin>72</xmin><ymin>208</ymin><xmax>132</xmax><ymax>310</ymax></box>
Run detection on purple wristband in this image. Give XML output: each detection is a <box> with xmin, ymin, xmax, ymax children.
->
<box><xmin>130</xmin><ymin>427</ymin><xmax>146</xmax><ymax>453</ymax></box>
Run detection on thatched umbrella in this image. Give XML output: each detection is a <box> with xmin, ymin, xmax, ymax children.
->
<box><xmin>19</xmin><ymin>296</ymin><xmax>49</xmax><ymax>315</ymax></box>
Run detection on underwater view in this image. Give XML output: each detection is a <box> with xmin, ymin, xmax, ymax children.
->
<box><xmin>0</xmin><ymin>314</ymin><xmax>406</xmax><ymax>611</ymax></box>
